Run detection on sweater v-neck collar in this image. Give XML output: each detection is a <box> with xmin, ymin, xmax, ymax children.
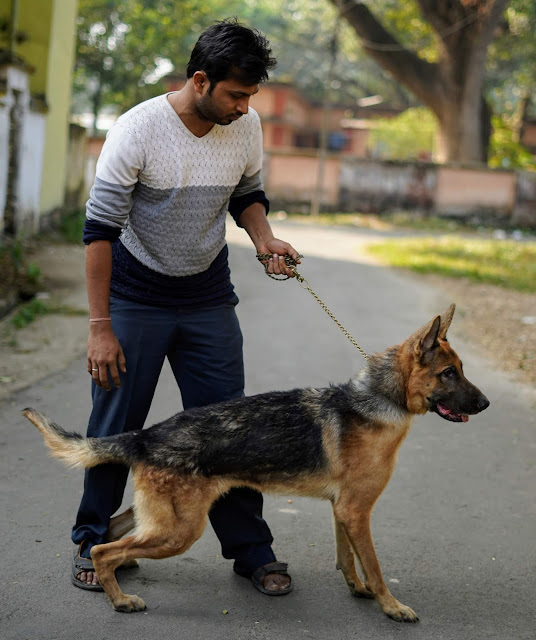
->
<box><xmin>163</xmin><ymin>93</ymin><xmax>218</xmax><ymax>141</ymax></box>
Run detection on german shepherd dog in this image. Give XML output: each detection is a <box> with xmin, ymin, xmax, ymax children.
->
<box><xmin>24</xmin><ymin>303</ymin><xmax>489</xmax><ymax>622</ymax></box>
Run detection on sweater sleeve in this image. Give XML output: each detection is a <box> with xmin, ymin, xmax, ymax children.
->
<box><xmin>228</xmin><ymin>111</ymin><xmax>269</xmax><ymax>224</ymax></box>
<box><xmin>83</xmin><ymin>123</ymin><xmax>145</xmax><ymax>244</ymax></box>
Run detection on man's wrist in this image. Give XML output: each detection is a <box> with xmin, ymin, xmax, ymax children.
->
<box><xmin>89</xmin><ymin>320</ymin><xmax>113</xmax><ymax>333</ymax></box>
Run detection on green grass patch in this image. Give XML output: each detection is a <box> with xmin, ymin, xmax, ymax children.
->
<box><xmin>284</xmin><ymin>212</ymin><xmax>497</xmax><ymax>234</ymax></box>
<box><xmin>10</xmin><ymin>299</ymin><xmax>51</xmax><ymax>329</ymax></box>
<box><xmin>366</xmin><ymin>236</ymin><xmax>536</xmax><ymax>292</ymax></box>
<box><xmin>10</xmin><ymin>299</ymin><xmax>87</xmax><ymax>329</ymax></box>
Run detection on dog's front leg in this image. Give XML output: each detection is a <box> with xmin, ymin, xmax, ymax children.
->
<box><xmin>333</xmin><ymin>503</ymin><xmax>418</xmax><ymax>623</ymax></box>
<box><xmin>331</xmin><ymin>503</ymin><xmax>373</xmax><ymax>599</ymax></box>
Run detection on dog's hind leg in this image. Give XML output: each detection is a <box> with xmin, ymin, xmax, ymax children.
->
<box><xmin>333</xmin><ymin>499</ymin><xmax>418</xmax><ymax>623</ymax></box>
<box><xmin>92</xmin><ymin>467</ymin><xmax>223</xmax><ymax>613</ymax></box>
<box><xmin>331</xmin><ymin>503</ymin><xmax>373</xmax><ymax>599</ymax></box>
<box><xmin>92</xmin><ymin>529</ymin><xmax>205</xmax><ymax>612</ymax></box>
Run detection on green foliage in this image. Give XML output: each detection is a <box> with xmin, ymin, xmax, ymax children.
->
<box><xmin>487</xmin><ymin>0</ymin><xmax>536</xmax><ymax>119</ymax></box>
<box><xmin>368</xmin><ymin>107</ymin><xmax>437</xmax><ymax>160</ymax></box>
<box><xmin>0</xmin><ymin>239</ymin><xmax>40</xmax><ymax>302</ymax></box>
<box><xmin>72</xmin><ymin>0</ymin><xmax>417</xmax><ymax>122</ymax></box>
<box><xmin>0</xmin><ymin>238</ymin><xmax>24</xmax><ymax>270</ymax></box>
<box><xmin>25</xmin><ymin>263</ymin><xmax>42</xmax><ymax>286</ymax></box>
<box><xmin>245</xmin><ymin>0</ymin><xmax>413</xmax><ymax>107</ymax></box>
<box><xmin>489</xmin><ymin>116</ymin><xmax>536</xmax><ymax>171</ymax></box>
<box><xmin>60</xmin><ymin>210</ymin><xmax>86</xmax><ymax>244</ymax></box>
<box><xmin>11</xmin><ymin>299</ymin><xmax>50</xmax><ymax>329</ymax></box>
<box><xmin>9</xmin><ymin>299</ymin><xmax>88</xmax><ymax>329</ymax></box>
<box><xmin>367</xmin><ymin>236</ymin><xmax>536</xmax><ymax>292</ymax></box>
<box><xmin>73</xmin><ymin>0</ymin><xmax>536</xmax><ymax>169</ymax></box>
<box><xmin>74</xmin><ymin>0</ymin><xmax>239</xmax><ymax>120</ymax></box>
<box><xmin>378</xmin><ymin>0</ymin><xmax>437</xmax><ymax>63</ymax></box>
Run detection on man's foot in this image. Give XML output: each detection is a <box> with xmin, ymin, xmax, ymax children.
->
<box><xmin>72</xmin><ymin>544</ymin><xmax>139</xmax><ymax>590</ymax></box>
<box><xmin>72</xmin><ymin>545</ymin><xmax>103</xmax><ymax>591</ymax></box>
<box><xmin>261</xmin><ymin>570</ymin><xmax>292</xmax><ymax>593</ymax></box>
<box><xmin>236</xmin><ymin>561</ymin><xmax>293</xmax><ymax>596</ymax></box>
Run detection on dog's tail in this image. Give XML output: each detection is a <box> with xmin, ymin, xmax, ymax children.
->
<box><xmin>23</xmin><ymin>408</ymin><xmax>130</xmax><ymax>469</ymax></box>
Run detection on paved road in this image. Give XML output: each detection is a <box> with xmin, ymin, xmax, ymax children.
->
<box><xmin>1</xmin><ymin>223</ymin><xmax>535</xmax><ymax>639</ymax></box>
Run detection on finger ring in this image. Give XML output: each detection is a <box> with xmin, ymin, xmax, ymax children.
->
<box><xmin>92</xmin><ymin>368</ymin><xmax>98</xmax><ymax>371</ymax></box>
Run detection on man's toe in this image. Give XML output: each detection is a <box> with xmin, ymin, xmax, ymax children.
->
<box><xmin>263</xmin><ymin>573</ymin><xmax>291</xmax><ymax>592</ymax></box>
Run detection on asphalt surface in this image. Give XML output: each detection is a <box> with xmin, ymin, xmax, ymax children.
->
<box><xmin>1</xmin><ymin>223</ymin><xmax>535</xmax><ymax>639</ymax></box>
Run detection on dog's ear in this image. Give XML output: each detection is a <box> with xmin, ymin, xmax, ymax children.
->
<box><xmin>414</xmin><ymin>315</ymin><xmax>441</xmax><ymax>359</ymax></box>
<box><xmin>438</xmin><ymin>303</ymin><xmax>456</xmax><ymax>340</ymax></box>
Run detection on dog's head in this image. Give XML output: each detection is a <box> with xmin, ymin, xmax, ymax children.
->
<box><xmin>403</xmin><ymin>304</ymin><xmax>489</xmax><ymax>421</ymax></box>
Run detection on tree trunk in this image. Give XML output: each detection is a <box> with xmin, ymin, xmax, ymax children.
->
<box><xmin>333</xmin><ymin>0</ymin><xmax>508</xmax><ymax>164</ymax></box>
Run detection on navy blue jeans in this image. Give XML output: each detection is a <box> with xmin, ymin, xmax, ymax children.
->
<box><xmin>72</xmin><ymin>295</ymin><xmax>276</xmax><ymax>574</ymax></box>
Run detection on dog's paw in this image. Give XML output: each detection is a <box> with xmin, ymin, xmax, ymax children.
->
<box><xmin>382</xmin><ymin>601</ymin><xmax>419</xmax><ymax>623</ymax></box>
<box><xmin>113</xmin><ymin>594</ymin><xmax>146</xmax><ymax>613</ymax></box>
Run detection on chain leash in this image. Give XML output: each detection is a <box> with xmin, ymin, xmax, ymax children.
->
<box><xmin>256</xmin><ymin>253</ymin><xmax>369</xmax><ymax>361</ymax></box>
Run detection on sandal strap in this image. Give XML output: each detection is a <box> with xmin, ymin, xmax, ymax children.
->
<box><xmin>252</xmin><ymin>561</ymin><xmax>289</xmax><ymax>581</ymax></box>
<box><xmin>73</xmin><ymin>551</ymin><xmax>95</xmax><ymax>572</ymax></box>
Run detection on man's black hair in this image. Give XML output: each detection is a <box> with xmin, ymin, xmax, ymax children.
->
<box><xmin>186</xmin><ymin>18</ymin><xmax>277</xmax><ymax>90</ymax></box>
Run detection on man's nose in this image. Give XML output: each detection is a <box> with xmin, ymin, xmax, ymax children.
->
<box><xmin>236</xmin><ymin>98</ymin><xmax>249</xmax><ymax>114</ymax></box>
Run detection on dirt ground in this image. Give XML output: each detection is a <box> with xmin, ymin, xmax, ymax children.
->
<box><xmin>0</xmin><ymin>243</ymin><xmax>89</xmax><ymax>400</ymax></box>
<box><xmin>0</xmin><ymin>235</ymin><xmax>534</xmax><ymax>401</ymax></box>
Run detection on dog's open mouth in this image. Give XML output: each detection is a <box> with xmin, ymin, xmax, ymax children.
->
<box><xmin>434</xmin><ymin>402</ymin><xmax>469</xmax><ymax>423</ymax></box>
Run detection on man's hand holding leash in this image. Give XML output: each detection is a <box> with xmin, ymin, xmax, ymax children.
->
<box><xmin>238</xmin><ymin>202</ymin><xmax>301</xmax><ymax>279</ymax></box>
<box><xmin>257</xmin><ymin>238</ymin><xmax>301</xmax><ymax>279</ymax></box>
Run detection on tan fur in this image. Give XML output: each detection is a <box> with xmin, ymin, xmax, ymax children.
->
<box><xmin>23</xmin><ymin>409</ymin><xmax>100</xmax><ymax>468</ymax></box>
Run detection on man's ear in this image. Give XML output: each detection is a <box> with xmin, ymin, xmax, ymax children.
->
<box><xmin>193</xmin><ymin>71</ymin><xmax>208</xmax><ymax>95</ymax></box>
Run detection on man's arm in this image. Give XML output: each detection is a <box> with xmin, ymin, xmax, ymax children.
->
<box><xmin>83</xmin><ymin>124</ymin><xmax>143</xmax><ymax>389</ymax></box>
<box><xmin>238</xmin><ymin>202</ymin><xmax>300</xmax><ymax>278</ymax></box>
<box><xmin>86</xmin><ymin>240</ymin><xmax>126</xmax><ymax>390</ymax></box>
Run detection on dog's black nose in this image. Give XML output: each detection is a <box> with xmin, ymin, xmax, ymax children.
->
<box><xmin>477</xmin><ymin>396</ymin><xmax>490</xmax><ymax>412</ymax></box>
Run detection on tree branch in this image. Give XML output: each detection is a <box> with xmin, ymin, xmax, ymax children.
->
<box><xmin>332</xmin><ymin>1</ymin><xmax>442</xmax><ymax>110</ymax></box>
<box><xmin>416</xmin><ymin>0</ymin><xmax>466</xmax><ymax>37</ymax></box>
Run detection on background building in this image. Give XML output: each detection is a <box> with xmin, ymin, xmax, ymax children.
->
<box><xmin>0</xmin><ymin>0</ymin><xmax>78</xmax><ymax>236</ymax></box>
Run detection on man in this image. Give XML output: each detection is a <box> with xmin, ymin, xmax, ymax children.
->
<box><xmin>73</xmin><ymin>19</ymin><xmax>299</xmax><ymax>596</ymax></box>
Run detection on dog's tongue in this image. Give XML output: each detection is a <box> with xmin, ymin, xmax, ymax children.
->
<box><xmin>437</xmin><ymin>402</ymin><xmax>469</xmax><ymax>422</ymax></box>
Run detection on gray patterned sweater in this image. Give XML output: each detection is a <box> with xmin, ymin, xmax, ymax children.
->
<box><xmin>83</xmin><ymin>93</ymin><xmax>269</xmax><ymax>308</ymax></box>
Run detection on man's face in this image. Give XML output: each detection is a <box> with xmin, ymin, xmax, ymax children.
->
<box><xmin>195</xmin><ymin>74</ymin><xmax>259</xmax><ymax>125</ymax></box>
